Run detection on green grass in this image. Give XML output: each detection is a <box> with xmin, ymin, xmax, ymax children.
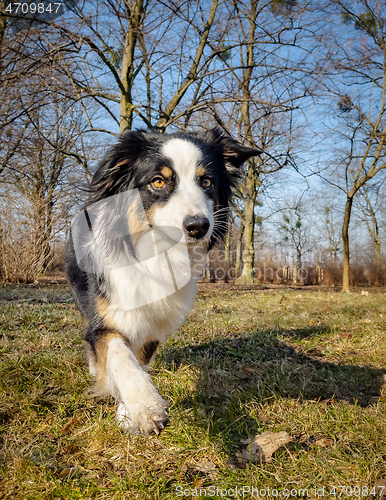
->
<box><xmin>0</xmin><ymin>284</ymin><xmax>386</xmax><ymax>499</ymax></box>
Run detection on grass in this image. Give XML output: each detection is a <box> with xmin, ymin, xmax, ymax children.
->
<box><xmin>0</xmin><ymin>283</ymin><xmax>385</xmax><ymax>499</ymax></box>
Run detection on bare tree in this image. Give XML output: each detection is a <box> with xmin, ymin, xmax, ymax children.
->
<box><xmin>324</xmin><ymin>206</ymin><xmax>341</xmax><ymax>264</ymax></box>
<box><xmin>193</xmin><ymin>0</ymin><xmax>318</xmax><ymax>283</ymax></box>
<box><xmin>280</xmin><ymin>197</ymin><xmax>312</xmax><ymax>268</ymax></box>
<box><xmin>0</xmin><ymin>94</ymin><xmax>90</xmax><ymax>277</ymax></box>
<box><xmin>318</xmin><ymin>0</ymin><xmax>386</xmax><ymax>292</ymax></box>
<box><xmin>17</xmin><ymin>0</ymin><xmax>230</xmax><ymax>135</ymax></box>
<box><xmin>357</xmin><ymin>183</ymin><xmax>384</xmax><ymax>267</ymax></box>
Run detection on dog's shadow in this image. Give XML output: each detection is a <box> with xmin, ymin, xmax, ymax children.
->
<box><xmin>157</xmin><ymin>325</ymin><xmax>384</xmax><ymax>442</ymax></box>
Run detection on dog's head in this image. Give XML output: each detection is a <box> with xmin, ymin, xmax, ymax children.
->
<box><xmin>88</xmin><ymin>128</ymin><xmax>261</xmax><ymax>250</ymax></box>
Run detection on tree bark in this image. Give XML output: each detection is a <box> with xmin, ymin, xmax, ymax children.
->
<box><xmin>0</xmin><ymin>1</ymin><xmax>6</xmax><ymax>76</ymax></box>
<box><xmin>234</xmin><ymin>225</ymin><xmax>243</xmax><ymax>279</ymax></box>
<box><xmin>235</xmin><ymin>0</ymin><xmax>258</xmax><ymax>284</ymax></box>
<box><xmin>156</xmin><ymin>0</ymin><xmax>218</xmax><ymax>132</ymax></box>
<box><xmin>120</xmin><ymin>0</ymin><xmax>145</xmax><ymax>132</ymax></box>
<box><xmin>224</xmin><ymin>225</ymin><xmax>231</xmax><ymax>263</ymax></box>
<box><xmin>0</xmin><ymin>217</ymin><xmax>4</xmax><ymax>280</ymax></box>
<box><xmin>341</xmin><ymin>196</ymin><xmax>353</xmax><ymax>293</ymax></box>
<box><xmin>237</xmin><ymin>170</ymin><xmax>256</xmax><ymax>283</ymax></box>
<box><xmin>360</xmin><ymin>189</ymin><xmax>382</xmax><ymax>268</ymax></box>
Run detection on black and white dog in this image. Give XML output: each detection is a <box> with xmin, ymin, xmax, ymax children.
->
<box><xmin>65</xmin><ymin>127</ymin><xmax>260</xmax><ymax>435</ymax></box>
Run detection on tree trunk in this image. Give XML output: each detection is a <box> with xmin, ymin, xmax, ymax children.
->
<box><xmin>32</xmin><ymin>156</ymin><xmax>56</xmax><ymax>275</ymax></box>
<box><xmin>375</xmin><ymin>240</ymin><xmax>382</xmax><ymax>268</ymax></box>
<box><xmin>234</xmin><ymin>225</ymin><xmax>243</xmax><ymax>279</ymax></box>
<box><xmin>341</xmin><ymin>196</ymin><xmax>353</xmax><ymax>292</ymax></box>
<box><xmin>0</xmin><ymin>217</ymin><xmax>4</xmax><ymax>280</ymax></box>
<box><xmin>120</xmin><ymin>0</ymin><xmax>144</xmax><ymax>132</ymax></box>
<box><xmin>235</xmin><ymin>0</ymin><xmax>258</xmax><ymax>284</ymax></box>
<box><xmin>155</xmin><ymin>0</ymin><xmax>218</xmax><ymax>132</ymax></box>
<box><xmin>369</xmin><ymin>202</ymin><xmax>382</xmax><ymax>268</ymax></box>
<box><xmin>224</xmin><ymin>225</ymin><xmax>231</xmax><ymax>263</ymax></box>
<box><xmin>236</xmin><ymin>194</ymin><xmax>255</xmax><ymax>283</ymax></box>
<box><xmin>0</xmin><ymin>1</ymin><xmax>6</xmax><ymax>76</ymax></box>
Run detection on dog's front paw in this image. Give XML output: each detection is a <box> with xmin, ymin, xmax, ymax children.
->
<box><xmin>116</xmin><ymin>395</ymin><xmax>169</xmax><ymax>435</ymax></box>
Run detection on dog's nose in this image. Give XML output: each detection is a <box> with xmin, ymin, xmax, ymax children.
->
<box><xmin>183</xmin><ymin>216</ymin><xmax>210</xmax><ymax>239</ymax></box>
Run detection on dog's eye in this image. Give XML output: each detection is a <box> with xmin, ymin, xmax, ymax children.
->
<box><xmin>201</xmin><ymin>178</ymin><xmax>212</xmax><ymax>188</ymax></box>
<box><xmin>151</xmin><ymin>178</ymin><xmax>165</xmax><ymax>189</ymax></box>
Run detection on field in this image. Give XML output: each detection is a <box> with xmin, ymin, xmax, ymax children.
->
<box><xmin>0</xmin><ymin>283</ymin><xmax>386</xmax><ymax>499</ymax></box>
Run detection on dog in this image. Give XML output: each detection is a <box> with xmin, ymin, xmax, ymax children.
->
<box><xmin>65</xmin><ymin>127</ymin><xmax>261</xmax><ymax>435</ymax></box>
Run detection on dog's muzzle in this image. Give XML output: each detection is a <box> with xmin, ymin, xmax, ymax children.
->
<box><xmin>183</xmin><ymin>215</ymin><xmax>210</xmax><ymax>240</ymax></box>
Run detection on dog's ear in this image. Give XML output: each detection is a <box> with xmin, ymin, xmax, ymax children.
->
<box><xmin>89</xmin><ymin>130</ymin><xmax>150</xmax><ymax>202</ymax></box>
<box><xmin>203</xmin><ymin>127</ymin><xmax>262</xmax><ymax>182</ymax></box>
<box><xmin>116</xmin><ymin>129</ymin><xmax>152</xmax><ymax>160</ymax></box>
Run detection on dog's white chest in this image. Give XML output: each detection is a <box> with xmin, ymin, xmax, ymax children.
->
<box><xmin>106</xmin><ymin>276</ymin><xmax>197</xmax><ymax>347</ymax></box>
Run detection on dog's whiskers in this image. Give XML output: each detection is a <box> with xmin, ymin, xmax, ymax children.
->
<box><xmin>213</xmin><ymin>207</ymin><xmax>230</xmax><ymax>216</ymax></box>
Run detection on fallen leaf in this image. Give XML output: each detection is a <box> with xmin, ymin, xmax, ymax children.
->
<box><xmin>309</xmin><ymin>319</ymin><xmax>313</xmax><ymax>326</ymax></box>
<box><xmin>63</xmin><ymin>443</ymin><xmax>76</xmax><ymax>454</ymax></box>
<box><xmin>238</xmin><ymin>431</ymin><xmax>293</xmax><ymax>463</ymax></box>
<box><xmin>194</xmin><ymin>478</ymin><xmax>204</xmax><ymax>489</ymax></box>
<box><xmin>339</xmin><ymin>333</ymin><xmax>352</xmax><ymax>339</ymax></box>
<box><xmin>373</xmin><ymin>478</ymin><xmax>386</xmax><ymax>499</ymax></box>
<box><xmin>58</xmin><ymin>467</ymin><xmax>80</xmax><ymax>478</ymax></box>
<box><xmin>225</xmin><ymin>457</ymin><xmax>236</xmax><ymax>470</ymax></box>
<box><xmin>321</xmin><ymin>303</ymin><xmax>330</xmax><ymax>312</ymax></box>
<box><xmin>225</xmin><ymin>456</ymin><xmax>247</xmax><ymax>469</ymax></box>
<box><xmin>361</xmin><ymin>290</ymin><xmax>369</xmax><ymax>296</ymax></box>
<box><xmin>314</xmin><ymin>438</ymin><xmax>333</xmax><ymax>448</ymax></box>
<box><xmin>84</xmin><ymin>471</ymin><xmax>100</xmax><ymax>480</ymax></box>
<box><xmin>191</xmin><ymin>460</ymin><xmax>218</xmax><ymax>478</ymax></box>
<box><xmin>243</xmin><ymin>366</ymin><xmax>258</xmax><ymax>374</ymax></box>
<box><xmin>320</xmin><ymin>398</ymin><xmax>336</xmax><ymax>407</ymax></box>
<box><xmin>193</xmin><ymin>461</ymin><xmax>217</xmax><ymax>472</ymax></box>
<box><xmin>61</xmin><ymin>416</ymin><xmax>83</xmax><ymax>434</ymax></box>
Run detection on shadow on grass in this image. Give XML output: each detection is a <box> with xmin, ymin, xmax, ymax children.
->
<box><xmin>159</xmin><ymin>326</ymin><xmax>384</xmax><ymax>444</ymax></box>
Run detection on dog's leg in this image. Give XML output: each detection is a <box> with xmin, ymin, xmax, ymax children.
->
<box><xmin>91</xmin><ymin>331</ymin><xmax>168</xmax><ymax>435</ymax></box>
<box><xmin>137</xmin><ymin>340</ymin><xmax>160</xmax><ymax>369</ymax></box>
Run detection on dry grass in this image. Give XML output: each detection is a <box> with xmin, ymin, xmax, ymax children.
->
<box><xmin>0</xmin><ymin>284</ymin><xmax>386</xmax><ymax>499</ymax></box>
